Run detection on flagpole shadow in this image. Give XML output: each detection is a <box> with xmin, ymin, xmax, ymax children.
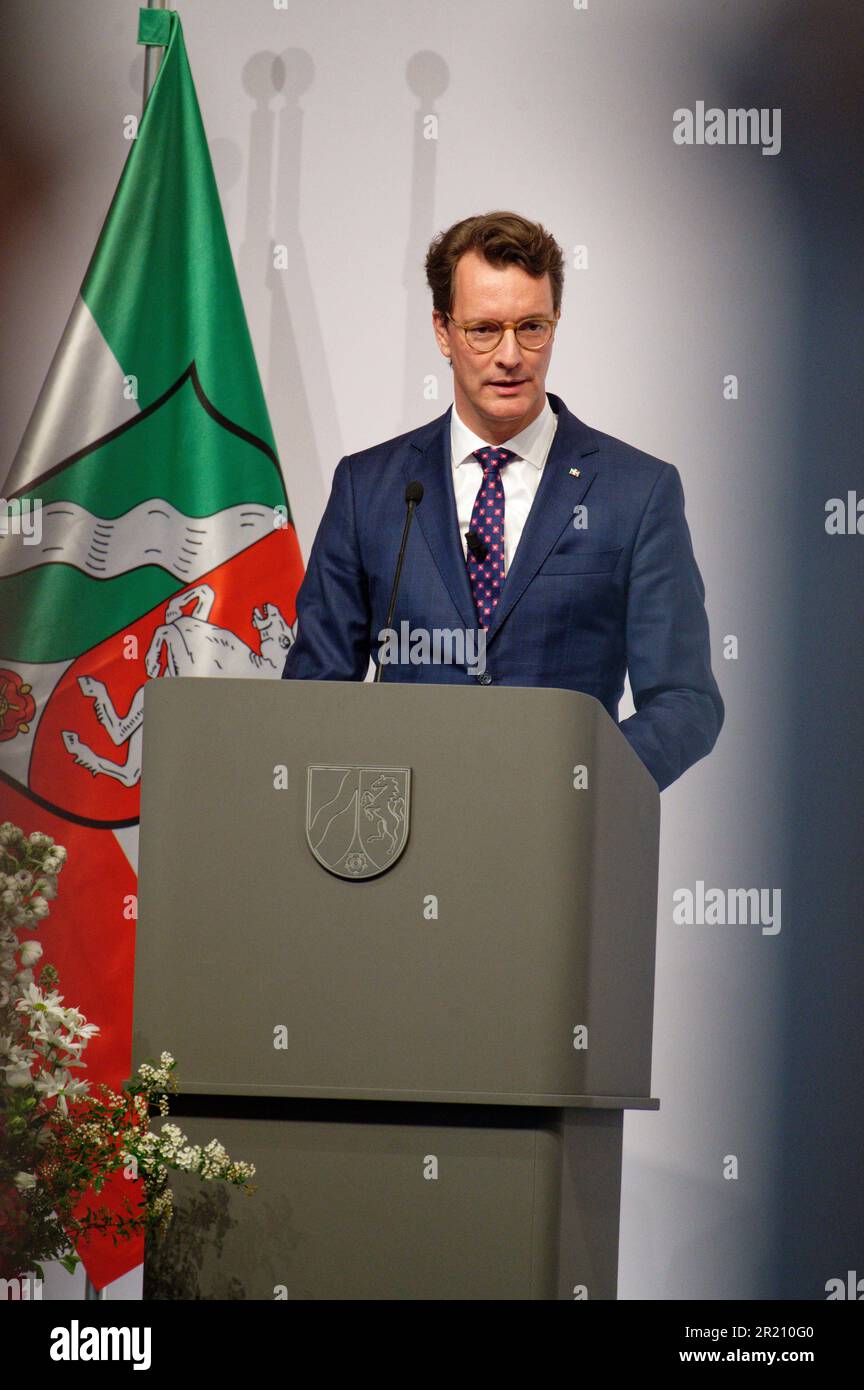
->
<box><xmin>401</xmin><ymin>52</ymin><xmax>450</xmax><ymax>433</ymax></box>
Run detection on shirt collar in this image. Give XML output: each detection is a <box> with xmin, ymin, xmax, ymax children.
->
<box><xmin>451</xmin><ymin>394</ymin><xmax>557</xmax><ymax>471</ymax></box>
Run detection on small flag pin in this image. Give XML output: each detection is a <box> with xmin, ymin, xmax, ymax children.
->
<box><xmin>569</xmin><ymin>467</ymin><xmax>581</xmax><ymax>478</ymax></box>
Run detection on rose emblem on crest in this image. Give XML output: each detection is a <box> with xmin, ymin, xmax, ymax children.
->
<box><xmin>0</xmin><ymin>669</ymin><xmax>35</xmax><ymax>743</ymax></box>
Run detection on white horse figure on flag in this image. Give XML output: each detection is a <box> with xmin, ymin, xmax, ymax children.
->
<box><xmin>61</xmin><ymin>583</ymin><xmax>294</xmax><ymax>786</ymax></box>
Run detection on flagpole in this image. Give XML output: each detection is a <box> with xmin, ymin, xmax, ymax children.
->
<box><xmin>142</xmin><ymin>0</ymin><xmax>168</xmax><ymax>112</ymax></box>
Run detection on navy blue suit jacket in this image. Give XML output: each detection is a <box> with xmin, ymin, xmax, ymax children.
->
<box><xmin>282</xmin><ymin>392</ymin><xmax>724</xmax><ymax>791</ymax></box>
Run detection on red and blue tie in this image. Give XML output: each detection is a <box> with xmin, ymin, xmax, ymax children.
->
<box><xmin>466</xmin><ymin>446</ymin><xmax>517</xmax><ymax>627</ymax></box>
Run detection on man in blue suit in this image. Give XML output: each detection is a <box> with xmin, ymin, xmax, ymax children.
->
<box><xmin>282</xmin><ymin>211</ymin><xmax>723</xmax><ymax>792</ymax></box>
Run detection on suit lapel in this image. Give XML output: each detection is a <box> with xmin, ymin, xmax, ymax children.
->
<box><xmin>403</xmin><ymin>394</ymin><xmax>601</xmax><ymax>642</ymax></box>
<box><xmin>484</xmin><ymin>394</ymin><xmax>600</xmax><ymax>643</ymax></box>
<box><xmin>405</xmin><ymin>407</ymin><xmax>478</xmax><ymax>634</ymax></box>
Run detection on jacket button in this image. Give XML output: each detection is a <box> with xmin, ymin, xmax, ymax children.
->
<box><xmin>476</xmin><ymin>672</ymin><xmax>493</xmax><ymax>685</ymax></box>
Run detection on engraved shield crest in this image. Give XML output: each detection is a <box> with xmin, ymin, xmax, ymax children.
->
<box><xmin>306</xmin><ymin>765</ymin><xmax>411</xmax><ymax>879</ymax></box>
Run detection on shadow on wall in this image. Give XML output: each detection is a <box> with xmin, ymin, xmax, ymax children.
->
<box><xmin>144</xmin><ymin>1185</ymin><xmax>246</xmax><ymax>1301</ymax></box>
<box><xmin>401</xmin><ymin>51</ymin><xmax>450</xmax><ymax>432</ymax></box>
<box><xmin>241</xmin><ymin>47</ymin><xmax>333</xmax><ymax>531</ymax></box>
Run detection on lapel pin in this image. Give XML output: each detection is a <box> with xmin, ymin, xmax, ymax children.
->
<box><xmin>569</xmin><ymin>467</ymin><xmax>581</xmax><ymax>478</ymax></box>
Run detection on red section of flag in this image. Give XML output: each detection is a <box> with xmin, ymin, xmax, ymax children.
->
<box><xmin>0</xmin><ymin>780</ymin><xmax>141</xmax><ymax>1287</ymax></box>
<box><xmin>71</xmin><ymin>1169</ymin><xmax>146</xmax><ymax>1291</ymax></box>
<box><xmin>2</xmin><ymin>523</ymin><xmax>303</xmax><ymax>1286</ymax></box>
<box><xmin>30</xmin><ymin>523</ymin><xmax>303</xmax><ymax>825</ymax></box>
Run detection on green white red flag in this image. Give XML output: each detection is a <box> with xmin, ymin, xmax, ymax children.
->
<box><xmin>0</xmin><ymin>7</ymin><xmax>303</xmax><ymax>1286</ymax></box>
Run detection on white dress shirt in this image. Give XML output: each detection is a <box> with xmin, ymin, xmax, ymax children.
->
<box><xmin>450</xmin><ymin>395</ymin><xmax>558</xmax><ymax>572</ymax></box>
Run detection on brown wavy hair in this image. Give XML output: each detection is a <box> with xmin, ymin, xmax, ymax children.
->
<box><xmin>425</xmin><ymin>211</ymin><xmax>565</xmax><ymax>316</ymax></box>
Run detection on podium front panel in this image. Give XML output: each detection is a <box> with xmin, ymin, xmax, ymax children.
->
<box><xmin>143</xmin><ymin>1100</ymin><xmax>622</xmax><ymax>1301</ymax></box>
<box><xmin>135</xmin><ymin>680</ymin><xmax>659</xmax><ymax>1105</ymax></box>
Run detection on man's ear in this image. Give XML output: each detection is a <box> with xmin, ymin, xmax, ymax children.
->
<box><xmin>431</xmin><ymin>309</ymin><xmax>452</xmax><ymax>360</ymax></box>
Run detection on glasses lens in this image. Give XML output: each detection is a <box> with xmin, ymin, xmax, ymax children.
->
<box><xmin>465</xmin><ymin>322</ymin><xmax>502</xmax><ymax>351</ymax></box>
<box><xmin>515</xmin><ymin>320</ymin><xmax>552</xmax><ymax>348</ymax></box>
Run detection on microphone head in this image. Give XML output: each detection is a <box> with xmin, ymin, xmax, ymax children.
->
<box><xmin>465</xmin><ymin>530</ymin><xmax>488</xmax><ymax>561</ymax></box>
<box><xmin>405</xmin><ymin>480</ymin><xmax>424</xmax><ymax>505</ymax></box>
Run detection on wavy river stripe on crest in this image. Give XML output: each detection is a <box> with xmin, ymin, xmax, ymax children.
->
<box><xmin>0</xmin><ymin>500</ymin><xmax>281</xmax><ymax>582</ymax></box>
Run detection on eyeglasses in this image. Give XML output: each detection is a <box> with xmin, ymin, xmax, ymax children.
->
<box><xmin>446</xmin><ymin>314</ymin><xmax>558</xmax><ymax>353</ymax></box>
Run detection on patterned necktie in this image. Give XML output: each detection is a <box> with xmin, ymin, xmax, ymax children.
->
<box><xmin>466</xmin><ymin>446</ymin><xmax>517</xmax><ymax>627</ymax></box>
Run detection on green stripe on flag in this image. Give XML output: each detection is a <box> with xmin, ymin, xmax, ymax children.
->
<box><xmin>80</xmin><ymin>10</ymin><xmax>276</xmax><ymax>453</ymax></box>
<box><xmin>15</xmin><ymin>372</ymin><xmax>284</xmax><ymax>517</ymax></box>
<box><xmin>0</xmin><ymin>567</ymin><xmax>178</xmax><ymax>664</ymax></box>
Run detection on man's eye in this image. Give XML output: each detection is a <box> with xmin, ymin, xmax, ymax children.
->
<box><xmin>471</xmin><ymin>323</ymin><xmax>498</xmax><ymax>336</ymax></box>
<box><xmin>519</xmin><ymin>321</ymin><xmax>544</xmax><ymax>332</ymax></box>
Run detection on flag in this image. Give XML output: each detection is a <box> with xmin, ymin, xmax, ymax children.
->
<box><xmin>0</xmin><ymin>7</ymin><xmax>303</xmax><ymax>1286</ymax></box>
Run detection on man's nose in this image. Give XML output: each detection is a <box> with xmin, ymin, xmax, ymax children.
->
<box><xmin>494</xmin><ymin>326</ymin><xmax>522</xmax><ymax>366</ymax></box>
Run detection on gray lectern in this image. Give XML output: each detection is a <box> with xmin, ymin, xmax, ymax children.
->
<box><xmin>134</xmin><ymin>679</ymin><xmax>660</xmax><ymax>1300</ymax></box>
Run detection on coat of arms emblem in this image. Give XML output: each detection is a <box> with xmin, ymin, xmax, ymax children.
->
<box><xmin>306</xmin><ymin>765</ymin><xmax>411</xmax><ymax>880</ymax></box>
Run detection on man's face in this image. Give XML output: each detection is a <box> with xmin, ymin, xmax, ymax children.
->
<box><xmin>432</xmin><ymin>248</ymin><xmax>558</xmax><ymax>443</ymax></box>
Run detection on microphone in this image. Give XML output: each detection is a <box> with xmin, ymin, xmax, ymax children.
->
<box><xmin>465</xmin><ymin>529</ymin><xmax>488</xmax><ymax>562</ymax></box>
<box><xmin>374</xmin><ymin>481</ymin><xmax>424</xmax><ymax>682</ymax></box>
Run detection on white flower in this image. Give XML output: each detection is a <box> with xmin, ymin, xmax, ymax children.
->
<box><xmin>5</xmin><ymin>1063</ymin><xmax>33</xmax><ymax>1087</ymax></box>
<box><xmin>18</xmin><ymin>939</ymin><xmax>42</xmax><ymax>967</ymax></box>
<box><xmin>13</xmin><ymin>1171</ymin><xmax>37</xmax><ymax>1191</ymax></box>
<box><xmin>16</xmin><ymin>982</ymin><xmax>67</xmax><ymax>1020</ymax></box>
<box><xmin>34</xmin><ymin>1070</ymin><xmax>90</xmax><ymax>1113</ymax></box>
<box><xmin>34</xmin><ymin>1066</ymin><xmax>74</xmax><ymax>1094</ymax></box>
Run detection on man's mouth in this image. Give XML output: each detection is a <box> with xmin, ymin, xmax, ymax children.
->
<box><xmin>487</xmin><ymin>378</ymin><xmax>528</xmax><ymax>392</ymax></box>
